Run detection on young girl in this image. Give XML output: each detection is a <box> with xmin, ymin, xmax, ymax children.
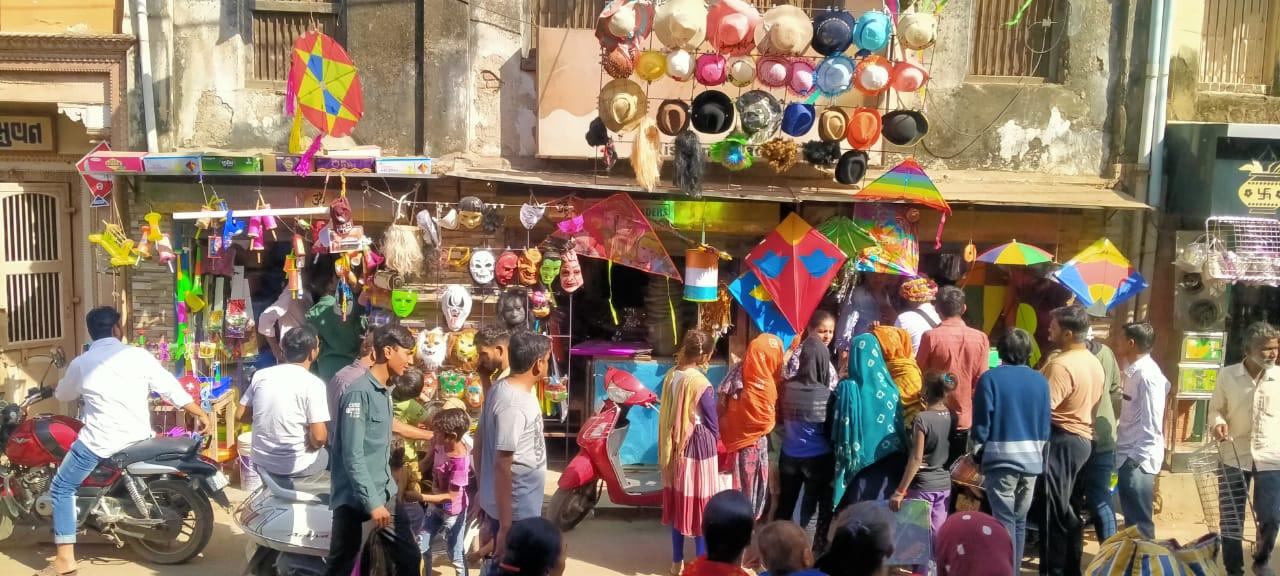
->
<box><xmin>419</xmin><ymin>408</ymin><xmax>472</xmax><ymax>576</ymax></box>
<box><xmin>658</xmin><ymin>330</ymin><xmax>719</xmax><ymax>576</ymax></box>
<box><xmin>890</xmin><ymin>372</ymin><xmax>958</xmax><ymax>543</ymax></box>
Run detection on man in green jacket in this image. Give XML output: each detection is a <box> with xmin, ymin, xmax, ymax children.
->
<box><xmin>325</xmin><ymin>325</ymin><xmax>418</xmax><ymax>576</ymax></box>
<box><xmin>1075</xmin><ymin>336</ymin><xmax>1124</xmax><ymax>542</ymax></box>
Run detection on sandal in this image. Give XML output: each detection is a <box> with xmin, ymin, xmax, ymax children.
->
<box><xmin>33</xmin><ymin>565</ymin><xmax>77</xmax><ymax>576</ymax></box>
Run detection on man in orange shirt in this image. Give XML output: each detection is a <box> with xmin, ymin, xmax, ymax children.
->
<box><xmin>916</xmin><ymin>286</ymin><xmax>990</xmax><ymax>467</ymax></box>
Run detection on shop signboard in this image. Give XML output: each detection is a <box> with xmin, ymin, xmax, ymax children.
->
<box><xmin>633</xmin><ymin>199</ymin><xmax>778</xmax><ymax>236</ymax></box>
<box><xmin>0</xmin><ymin>115</ymin><xmax>54</xmax><ymax>152</ymax></box>
<box><xmin>1177</xmin><ymin>364</ymin><xmax>1219</xmax><ymax>398</ymax></box>
<box><xmin>1180</xmin><ymin>332</ymin><xmax>1226</xmax><ymax>364</ymax></box>
<box><xmin>1212</xmin><ymin>140</ymin><xmax>1280</xmax><ymax>217</ymax></box>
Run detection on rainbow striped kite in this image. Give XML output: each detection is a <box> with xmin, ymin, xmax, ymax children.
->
<box><xmin>856</xmin><ymin>157</ymin><xmax>950</xmax><ymax>247</ymax></box>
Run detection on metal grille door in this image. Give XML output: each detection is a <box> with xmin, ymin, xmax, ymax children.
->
<box><xmin>0</xmin><ymin>183</ymin><xmax>72</xmax><ymax>349</ymax></box>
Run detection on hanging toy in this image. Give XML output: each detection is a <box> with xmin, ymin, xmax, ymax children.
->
<box><xmin>457</xmin><ymin>197</ymin><xmax>485</xmax><ymax>230</ymax></box>
<box><xmin>285</xmin><ymin>254</ymin><xmax>303</xmax><ymax>298</ymax></box>
<box><xmin>195</xmin><ymin>195</ymin><xmax>223</xmax><ymax>233</ymax></box>
<box><xmin>88</xmin><ymin>222</ymin><xmax>140</xmax><ymax>267</ymax></box>
<box><xmin>284</xmin><ymin>32</ymin><xmax>364</xmax><ymax>176</ymax></box>
<box><xmin>684</xmin><ymin>247</ymin><xmax>719</xmax><ymax>302</ymax></box>
<box><xmin>135</xmin><ymin>225</ymin><xmax>154</xmax><ymax>259</ymax></box>
<box><xmin>221</xmin><ymin>210</ymin><xmax>246</xmax><ymax>250</ymax></box>
<box><xmin>560</xmin><ymin>248</ymin><xmax>584</xmax><ymax>293</ymax></box>
<box><xmin>469</xmin><ymin>250</ymin><xmax>496</xmax><ymax>285</ymax></box>
<box><xmin>439</xmin><ymin>371</ymin><xmax>466</xmax><ymax>398</ymax></box>
<box><xmin>416</xmin><ymin>209</ymin><xmax>441</xmax><ymax>249</ymax></box>
<box><xmin>709</xmin><ymin>134</ymin><xmax>753</xmax><ymax>171</ymax></box>
<box><xmin>415</xmin><ymin>327</ymin><xmax>448</xmax><ymax>370</ymax></box>
<box><xmin>529</xmin><ymin>287</ymin><xmax>551</xmax><ymax>319</ymax></box>
<box><xmin>156</xmin><ymin>234</ymin><xmax>176</xmax><ymax>272</ymax></box>
<box><xmin>440</xmin><ymin>284</ymin><xmax>472</xmax><ymax>331</ymax></box>
<box><xmin>463</xmin><ymin>376</ymin><xmax>484</xmax><ymax>411</ymax></box>
<box><xmin>144</xmin><ymin>212</ymin><xmax>164</xmax><ymax>242</ymax></box>
<box><xmin>390</xmin><ymin>289</ymin><xmax>418</xmax><ymax>318</ymax></box>
<box><xmin>246</xmin><ymin>216</ymin><xmax>266</xmax><ymax>251</ymax></box>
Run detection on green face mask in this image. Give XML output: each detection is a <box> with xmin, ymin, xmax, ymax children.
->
<box><xmin>540</xmin><ymin>257</ymin><xmax>562</xmax><ymax>287</ymax></box>
<box><xmin>390</xmin><ymin>289</ymin><xmax>417</xmax><ymax>318</ymax></box>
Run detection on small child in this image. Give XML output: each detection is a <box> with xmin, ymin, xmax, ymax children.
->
<box><xmin>890</xmin><ymin>372</ymin><xmax>958</xmax><ymax>546</ymax></box>
<box><xmin>681</xmin><ymin>491</ymin><xmax>755</xmax><ymax>576</ymax></box>
<box><xmin>754</xmin><ymin>521</ymin><xmax>824</xmax><ymax>576</ymax></box>
<box><xmin>419</xmin><ymin>408</ymin><xmax>472</xmax><ymax>576</ymax></box>
<box><xmin>392</xmin><ymin>367</ymin><xmax>430</xmax><ymax>504</ymax></box>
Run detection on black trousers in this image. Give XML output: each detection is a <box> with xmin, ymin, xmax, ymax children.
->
<box><xmin>1036</xmin><ymin>429</ymin><xmax>1091</xmax><ymax>576</ymax></box>
<box><xmin>775</xmin><ymin>451</ymin><xmax>835</xmax><ymax>554</ymax></box>
<box><xmin>946</xmin><ymin>429</ymin><xmax>970</xmax><ymax>470</ymax></box>
<box><xmin>326</xmin><ymin>501</ymin><xmax>421</xmax><ymax>576</ymax></box>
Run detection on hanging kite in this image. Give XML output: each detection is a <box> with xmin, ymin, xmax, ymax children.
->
<box><xmin>727</xmin><ymin>270</ymin><xmax>796</xmax><ymax>349</ymax></box>
<box><xmin>1052</xmin><ymin>237</ymin><xmax>1148</xmax><ymax>315</ymax></box>
<box><xmin>856</xmin><ymin>157</ymin><xmax>950</xmax><ymax>248</ymax></box>
<box><xmin>853</xmin><ymin>203</ymin><xmax>919</xmax><ymax>277</ymax></box>
<box><xmin>744</xmin><ymin>213</ymin><xmax>847</xmax><ymax>333</ymax></box>
<box><xmin>287</xmin><ymin>31</ymin><xmax>364</xmax><ymax>176</ymax></box>
<box><xmin>555</xmin><ymin>193</ymin><xmax>681</xmax><ymax>280</ymax></box>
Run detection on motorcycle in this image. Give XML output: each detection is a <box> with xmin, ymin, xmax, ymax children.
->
<box><xmin>545</xmin><ymin>367</ymin><xmax>661</xmax><ymax>531</ymax></box>
<box><xmin>237</xmin><ymin>465</ymin><xmax>333</xmax><ymax>576</ymax></box>
<box><xmin>0</xmin><ymin>385</ymin><xmax>230</xmax><ymax>564</ymax></box>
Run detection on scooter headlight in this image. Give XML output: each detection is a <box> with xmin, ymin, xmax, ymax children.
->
<box><xmin>605</xmin><ymin>385</ymin><xmax>632</xmax><ymax>404</ymax></box>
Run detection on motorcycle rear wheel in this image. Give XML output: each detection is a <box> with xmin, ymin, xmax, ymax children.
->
<box><xmin>125</xmin><ymin>479</ymin><xmax>214</xmax><ymax>564</ymax></box>
<box><xmin>545</xmin><ymin>482</ymin><xmax>598</xmax><ymax>532</ymax></box>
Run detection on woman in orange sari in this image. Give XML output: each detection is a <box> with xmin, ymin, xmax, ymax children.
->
<box><xmin>719</xmin><ymin>333</ymin><xmax>784</xmax><ymax>520</ymax></box>
<box><xmin>872</xmin><ymin>325</ymin><xmax>924</xmax><ymax>431</ymax></box>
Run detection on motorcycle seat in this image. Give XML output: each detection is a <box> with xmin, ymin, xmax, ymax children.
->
<box><xmin>260</xmin><ymin>468</ymin><xmax>331</xmax><ymax>505</ymax></box>
<box><xmin>114</xmin><ymin>437</ymin><xmax>196</xmax><ymax>465</ymax></box>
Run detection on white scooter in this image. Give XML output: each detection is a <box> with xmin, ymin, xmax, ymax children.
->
<box><xmin>236</xmin><ymin>467</ymin><xmax>331</xmax><ymax>576</ymax></box>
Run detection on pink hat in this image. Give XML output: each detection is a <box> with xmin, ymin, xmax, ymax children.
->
<box><xmin>788</xmin><ymin>59</ymin><xmax>816</xmax><ymax>97</ymax></box>
<box><xmin>756</xmin><ymin>56</ymin><xmax>790</xmax><ymax>88</ymax></box>
<box><xmin>706</xmin><ymin>0</ymin><xmax>761</xmax><ymax>56</ymax></box>
<box><xmin>695</xmin><ymin>53</ymin><xmax>728</xmax><ymax>86</ymax></box>
<box><xmin>891</xmin><ymin>60</ymin><xmax>930</xmax><ymax>93</ymax></box>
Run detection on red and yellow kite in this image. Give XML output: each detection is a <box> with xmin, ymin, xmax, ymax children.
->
<box><xmin>287</xmin><ymin>31</ymin><xmax>364</xmax><ymax>175</ymax></box>
<box><xmin>744</xmin><ymin>213</ymin><xmax>847</xmax><ymax>332</ymax></box>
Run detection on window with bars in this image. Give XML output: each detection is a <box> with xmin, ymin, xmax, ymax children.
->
<box><xmin>1199</xmin><ymin>0</ymin><xmax>1276</xmax><ymax>94</ymax></box>
<box><xmin>968</xmin><ymin>0</ymin><xmax>1061</xmax><ymax>81</ymax></box>
<box><xmin>249</xmin><ymin>0</ymin><xmax>341</xmax><ymax>85</ymax></box>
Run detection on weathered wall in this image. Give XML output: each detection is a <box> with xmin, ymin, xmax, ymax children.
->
<box><xmin>1167</xmin><ymin>0</ymin><xmax>1280</xmax><ymax>124</ymax></box>
<box><xmin>467</xmin><ymin>0</ymin><xmax>538</xmax><ymax>160</ymax></box>
<box><xmin>423</xmin><ymin>0</ymin><xmax>471</xmax><ymax>156</ymax></box>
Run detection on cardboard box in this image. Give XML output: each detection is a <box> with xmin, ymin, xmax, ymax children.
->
<box><xmin>314</xmin><ymin>156</ymin><xmax>375</xmax><ymax>173</ymax></box>
<box><xmin>376</xmin><ymin>157</ymin><xmax>433</xmax><ymax>175</ymax></box>
<box><xmin>201</xmin><ymin>155</ymin><xmax>262</xmax><ymax>173</ymax></box>
<box><xmin>143</xmin><ymin>153</ymin><xmax>201</xmax><ymax>175</ymax></box>
<box><xmin>83</xmin><ymin>151</ymin><xmax>146</xmax><ymax>173</ymax></box>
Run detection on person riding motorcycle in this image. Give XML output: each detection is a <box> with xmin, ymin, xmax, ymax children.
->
<box><xmin>237</xmin><ymin>324</ymin><xmax>330</xmax><ymax>480</ymax></box>
<box><xmin>44</xmin><ymin>306</ymin><xmax>212</xmax><ymax>576</ymax></box>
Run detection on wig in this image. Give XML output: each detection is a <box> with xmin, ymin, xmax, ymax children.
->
<box><xmin>630</xmin><ymin>115</ymin><xmax>662</xmax><ymax>192</ymax></box>
<box><xmin>673</xmin><ymin>130</ymin><xmax>705</xmax><ymax>198</ymax></box>
<box><xmin>802</xmin><ymin>140</ymin><xmax>843</xmax><ymax>167</ymax></box>
<box><xmin>381</xmin><ymin>224</ymin><xmax>424</xmax><ymax>278</ymax></box>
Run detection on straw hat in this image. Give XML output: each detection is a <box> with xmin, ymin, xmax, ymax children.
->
<box><xmin>653</xmin><ymin>0</ymin><xmax>707</xmax><ymax>50</ymax></box>
<box><xmin>755</xmin><ymin>4</ymin><xmax>813</xmax><ymax>56</ymax></box>
<box><xmin>656</xmin><ymin>99</ymin><xmax>691</xmax><ymax>136</ymax></box>
<box><xmin>695</xmin><ymin>53</ymin><xmax>728</xmax><ymax>86</ymax></box>
<box><xmin>891</xmin><ymin>60</ymin><xmax>930</xmax><ymax>92</ymax></box>
<box><xmin>598</xmin><ymin>78</ymin><xmax>649</xmax><ymax>133</ymax></box>
<box><xmin>635</xmin><ymin>50</ymin><xmax>667</xmax><ymax>81</ymax></box>
<box><xmin>811</xmin><ymin>9</ymin><xmax>855</xmax><ymax>56</ymax></box>
<box><xmin>756</xmin><ymin>56</ymin><xmax>791</xmax><ymax>88</ymax></box>
<box><xmin>667</xmin><ymin>49</ymin><xmax>695</xmax><ymax>81</ymax></box>
<box><xmin>601</xmin><ymin>46</ymin><xmax>636</xmax><ymax>79</ymax></box>
<box><xmin>726</xmin><ymin>55</ymin><xmax>757</xmax><ymax>87</ymax></box>
<box><xmin>897</xmin><ymin>11</ymin><xmax>938</xmax><ymax>51</ymax></box>
<box><xmin>846</xmin><ymin>107</ymin><xmax>882</xmax><ymax>150</ymax></box>
<box><xmin>854</xmin><ymin>56</ymin><xmax>892</xmax><ymax>95</ymax></box>
<box><xmin>706</xmin><ymin>0</ymin><xmax>761</xmax><ymax>55</ymax></box>
<box><xmin>817</xmin><ymin>107</ymin><xmax>848</xmax><ymax>142</ymax></box>
<box><xmin>596</xmin><ymin>0</ymin><xmax>655</xmax><ymax>50</ymax></box>
<box><xmin>789</xmin><ymin>59</ymin><xmax>816</xmax><ymax>97</ymax></box>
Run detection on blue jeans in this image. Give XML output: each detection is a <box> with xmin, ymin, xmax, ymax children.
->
<box><xmin>1221</xmin><ymin>468</ymin><xmax>1280</xmax><ymax>575</ymax></box>
<box><xmin>1116</xmin><ymin>457</ymin><xmax>1156</xmax><ymax>538</ymax></box>
<box><xmin>50</xmin><ymin>440</ymin><xmax>103</xmax><ymax>544</ymax></box>
<box><xmin>421</xmin><ymin>506</ymin><xmax>467</xmax><ymax>576</ymax></box>
<box><xmin>1077</xmin><ymin>448</ymin><xmax>1116</xmax><ymax>543</ymax></box>
<box><xmin>983</xmin><ymin>468</ymin><xmax>1036</xmax><ymax>567</ymax></box>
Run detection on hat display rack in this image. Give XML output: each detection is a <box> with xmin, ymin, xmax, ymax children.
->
<box><xmin>591</xmin><ymin>0</ymin><xmax>945</xmax><ymax>190</ymax></box>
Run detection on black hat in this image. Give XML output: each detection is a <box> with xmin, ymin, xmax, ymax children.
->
<box><xmin>811</xmin><ymin>9</ymin><xmax>856</xmax><ymax>56</ymax></box>
<box><xmin>586</xmin><ymin>117</ymin><xmax>611</xmax><ymax>147</ymax></box>
<box><xmin>835</xmin><ymin>150</ymin><xmax>868</xmax><ymax>185</ymax></box>
<box><xmin>690</xmin><ymin>90</ymin><xmax>735</xmax><ymax>135</ymax></box>
<box><xmin>881</xmin><ymin>110</ymin><xmax>930</xmax><ymax>146</ymax></box>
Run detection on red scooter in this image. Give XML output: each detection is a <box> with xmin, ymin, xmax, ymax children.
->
<box><xmin>546</xmin><ymin>367</ymin><xmax>660</xmax><ymax>531</ymax></box>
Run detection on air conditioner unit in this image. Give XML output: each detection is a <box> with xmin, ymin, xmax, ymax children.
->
<box><xmin>1175</xmin><ymin>231</ymin><xmax>1227</xmax><ymax>331</ymax></box>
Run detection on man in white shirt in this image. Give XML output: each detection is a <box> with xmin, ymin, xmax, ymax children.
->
<box><xmin>894</xmin><ymin>276</ymin><xmax>941</xmax><ymax>355</ymax></box>
<box><xmin>257</xmin><ymin>286</ymin><xmax>313</xmax><ymax>363</ymax></box>
<box><xmin>1114</xmin><ymin>321</ymin><xmax>1168</xmax><ymax>539</ymax></box>
<box><xmin>47</xmin><ymin>307</ymin><xmax>211</xmax><ymax>576</ymax></box>
<box><xmin>1210</xmin><ymin>321</ymin><xmax>1280</xmax><ymax>576</ymax></box>
<box><xmin>238</xmin><ymin>324</ymin><xmax>329</xmax><ymax>478</ymax></box>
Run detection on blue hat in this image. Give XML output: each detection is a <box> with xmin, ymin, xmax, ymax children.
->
<box><xmin>781</xmin><ymin>103</ymin><xmax>816</xmax><ymax>137</ymax></box>
<box><xmin>815</xmin><ymin>54</ymin><xmax>855</xmax><ymax>97</ymax></box>
<box><xmin>853</xmin><ymin>11</ymin><xmax>891</xmax><ymax>52</ymax></box>
<box><xmin>811</xmin><ymin>9</ymin><xmax>855</xmax><ymax>56</ymax></box>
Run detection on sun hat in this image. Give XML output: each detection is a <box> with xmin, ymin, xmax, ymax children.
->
<box><xmin>789</xmin><ymin>59</ymin><xmax>816</xmax><ymax>97</ymax></box>
<box><xmin>811</xmin><ymin>9</ymin><xmax>855</xmax><ymax>56</ymax></box>
<box><xmin>653</xmin><ymin>0</ymin><xmax>707</xmax><ymax>50</ymax></box>
<box><xmin>781</xmin><ymin>103</ymin><xmax>816</xmax><ymax>137</ymax></box>
<box><xmin>817</xmin><ymin>107</ymin><xmax>848</xmax><ymax>142</ymax></box>
<box><xmin>736</xmin><ymin>90</ymin><xmax>783</xmax><ymax>144</ymax></box>
<box><xmin>598</xmin><ymin>78</ymin><xmax>648</xmax><ymax>133</ymax></box>
<box><xmin>881</xmin><ymin>110</ymin><xmax>930</xmax><ymax>146</ymax></box>
<box><xmin>635</xmin><ymin>50</ymin><xmax>667</xmax><ymax>81</ymax></box>
<box><xmin>755</xmin><ymin>4</ymin><xmax>813</xmax><ymax>56</ymax></box>
<box><xmin>815</xmin><ymin>54</ymin><xmax>855</xmax><ymax>97</ymax></box>
<box><xmin>852</xmin><ymin>10</ymin><xmax>891</xmax><ymax>52</ymax></box>
<box><xmin>897</xmin><ymin>11</ymin><xmax>939</xmax><ymax>51</ymax></box>
<box><xmin>756</xmin><ymin>56</ymin><xmax>791</xmax><ymax>88</ymax></box>
<box><xmin>690</xmin><ymin>90</ymin><xmax>735</xmax><ymax>134</ymax></box>
<box><xmin>695</xmin><ymin>53</ymin><xmax>728</xmax><ymax>85</ymax></box>
<box><xmin>727</xmin><ymin>55</ymin><xmax>757</xmax><ymax>87</ymax></box>
<box><xmin>706</xmin><ymin>0</ymin><xmax>761</xmax><ymax>55</ymax></box>
<box><xmin>854</xmin><ymin>55</ymin><xmax>892</xmax><ymax>95</ymax></box>
<box><xmin>596</xmin><ymin>0</ymin><xmax>655</xmax><ymax>50</ymax></box>
<box><xmin>667</xmin><ymin>49</ymin><xmax>695</xmax><ymax>81</ymax></box>
<box><xmin>835</xmin><ymin>150</ymin><xmax>869</xmax><ymax>185</ymax></box>
<box><xmin>846</xmin><ymin>107</ymin><xmax>882</xmax><ymax>150</ymax></box>
<box><xmin>891</xmin><ymin>60</ymin><xmax>930</xmax><ymax>92</ymax></box>
<box><xmin>656</xmin><ymin>99</ymin><xmax>691</xmax><ymax>136</ymax></box>
<box><xmin>601</xmin><ymin>45</ymin><xmax>635</xmax><ymax>79</ymax></box>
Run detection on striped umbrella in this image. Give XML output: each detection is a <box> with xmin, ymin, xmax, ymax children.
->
<box><xmin>976</xmin><ymin>240</ymin><xmax>1054</xmax><ymax>266</ymax></box>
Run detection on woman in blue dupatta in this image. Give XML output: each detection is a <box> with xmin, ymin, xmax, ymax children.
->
<box><xmin>830</xmin><ymin>332</ymin><xmax>904</xmax><ymax>510</ymax></box>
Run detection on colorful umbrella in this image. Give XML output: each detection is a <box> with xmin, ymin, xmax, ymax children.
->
<box><xmin>818</xmin><ymin>216</ymin><xmax>879</xmax><ymax>259</ymax></box>
<box><xmin>727</xmin><ymin>270</ymin><xmax>796</xmax><ymax>349</ymax></box>
<box><xmin>744</xmin><ymin>213</ymin><xmax>847</xmax><ymax>332</ymax></box>
<box><xmin>855</xmin><ymin>157</ymin><xmax>951</xmax><ymax>247</ymax></box>
<box><xmin>976</xmin><ymin>240</ymin><xmax>1054</xmax><ymax>266</ymax></box>
<box><xmin>1052</xmin><ymin>237</ymin><xmax>1148</xmax><ymax>315</ymax></box>
<box><xmin>853</xmin><ymin>203</ymin><xmax>919</xmax><ymax>276</ymax></box>
<box><xmin>287</xmin><ymin>31</ymin><xmax>364</xmax><ymax>175</ymax></box>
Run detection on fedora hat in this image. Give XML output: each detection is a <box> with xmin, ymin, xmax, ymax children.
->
<box><xmin>695</xmin><ymin>53</ymin><xmax>727</xmax><ymax>85</ymax></box>
<box><xmin>727</xmin><ymin>55</ymin><xmax>756</xmax><ymax>87</ymax></box>
<box><xmin>706</xmin><ymin>0</ymin><xmax>761</xmax><ymax>56</ymax></box>
<box><xmin>854</xmin><ymin>55</ymin><xmax>892</xmax><ymax>95</ymax></box>
<box><xmin>789</xmin><ymin>59</ymin><xmax>816</xmax><ymax>97</ymax></box>
<box><xmin>598</xmin><ymin>78</ymin><xmax>649</xmax><ymax>133</ymax></box>
<box><xmin>690</xmin><ymin>90</ymin><xmax>735</xmax><ymax>134</ymax></box>
<box><xmin>653</xmin><ymin>0</ymin><xmax>707</xmax><ymax>50</ymax></box>
<box><xmin>891</xmin><ymin>60</ymin><xmax>930</xmax><ymax>92</ymax></box>
<box><xmin>656</xmin><ymin>99</ymin><xmax>691</xmax><ymax>136</ymax></box>
<box><xmin>596</xmin><ymin>0</ymin><xmax>655</xmax><ymax>50</ymax></box>
<box><xmin>815</xmin><ymin>54</ymin><xmax>855</xmax><ymax>97</ymax></box>
<box><xmin>755</xmin><ymin>4</ymin><xmax>813</xmax><ymax>56</ymax></box>
<box><xmin>737</xmin><ymin>90</ymin><xmax>783</xmax><ymax>144</ymax></box>
<box><xmin>897</xmin><ymin>11</ymin><xmax>938</xmax><ymax>51</ymax></box>
<box><xmin>601</xmin><ymin>45</ymin><xmax>635</xmax><ymax>79</ymax></box>
<box><xmin>756</xmin><ymin>56</ymin><xmax>790</xmax><ymax>88</ymax></box>
<box><xmin>635</xmin><ymin>50</ymin><xmax>667</xmax><ymax>81</ymax></box>
<box><xmin>846</xmin><ymin>107</ymin><xmax>882</xmax><ymax>150</ymax></box>
<box><xmin>667</xmin><ymin>49</ymin><xmax>695</xmax><ymax>81</ymax></box>
<box><xmin>835</xmin><ymin>150</ymin><xmax>869</xmax><ymax>185</ymax></box>
<box><xmin>811</xmin><ymin>9</ymin><xmax>855</xmax><ymax>56</ymax></box>
<box><xmin>882</xmin><ymin>109</ymin><xmax>930</xmax><ymax>146</ymax></box>
<box><xmin>818</xmin><ymin>107</ymin><xmax>848</xmax><ymax>142</ymax></box>
<box><xmin>853</xmin><ymin>11</ymin><xmax>891</xmax><ymax>52</ymax></box>
<box><xmin>781</xmin><ymin>103</ymin><xmax>815</xmax><ymax>137</ymax></box>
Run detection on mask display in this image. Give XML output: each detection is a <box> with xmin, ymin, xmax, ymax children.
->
<box><xmin>445</xmin><ymin>247</ymin><xmax>472</xmax><ymax>270</ymax></box>
<box><xmin>458</xmin><ymin>196</ymin><xmax>484</xmax><ymax>230</ymax></box>
<box><xmin>518</xmin><ymin>248</ymin><xmax>542</xmax><ymax>286</ymax></box>
<box><xmin>519</xmin><ymin>202</ymin><xmax>546</xmax><ymax>230</ymax></box>
<box><xmin>450</xmin><ymin>328</ymin><xmax>478</xmax><ymax>370</ymax></box>
<box><xmin>496</xmin><ymin>251</ymin><xmax>519</xmax><ymax>286</ymax></box>
<box><xmin>530</xmin><ymin>287</ymin><xmax>551</xmax><ymax>319</ymax></box>
<box><xmin>560</xmin><ymin>249</ymin><xmax>584</xmax><ymax>293</ymax></box>
<box><xmin>415</xmin><ymin>209</ymin><xmax>441</xmax><ymax>247</ymax></box>
<box><xmin>390</xmin><ymin>289</ymin><xmax>418</xmax><ymax>318</ymax></box>
<box><xmin>440</xmin><ymin>284</ymin><xmax>472</xmax><ymax>331</ymax></box>
<box><xmin>499</xmin><ymin>288</ymin><xmax>528</xmax><ymax>330</ymax></box>
<box><xmin>539</xmin><ymin>250</ymin><xmax>563</xmax><ymax>289</ymax></box>
<box><xmin>439</xmin><ymin>370</ymin><xmax>466</xmax><ymax>398</ymax></box>
<box><xmin>464</xmin><ymin>377</ymin><xmax>484</xmax><ymax>411</ymax></box>
<box><xmin>543</xmin><ymin>375</ymin><xmax>568</xmax><ymax>404</ymax></box>
<box><xmin>415</xmin><ymin>327</ymin><xmax>447</xmax><ymax>370</ymax></box>
<box><xmin>482</xmin><ymin>205</ymin><xmax>506</xmax><ymax>234</ymax></box>
<box><xmin>330</xmin><ymin>196</ymin><xmax>354</xmax><ymax>235</ymax></box>
<box><xmin>436</xmin><ymin>207</ymin><xmax>459</xmax><ymax>231</ymax></box>
<box><xmin>470</xmin><ymin>250</ymin><xmax>496</xmax><ymax>285</ymax></box>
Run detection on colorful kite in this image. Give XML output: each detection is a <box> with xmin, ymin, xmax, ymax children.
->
<box><xmin>976</xmin><ymin>240</ymin><xmax>1054</xmax><ymax>266</ymax></box>
<box><xmin>744</xmin><ymin>213</ymin><xmax>847</xmax><ymax>332</ymax></box>
<box><xmin>855</xmin><ymin>157</ymin><xmax>950</xmax><ymax>247</ymax></box>
<box><xmin>727</xmin><ymin>270</ymin><xmax>797</xmax><ymax>349</ymax></box>
<box><xmin>853</xmin><ymin>204</ymin><xmax>919</xmax><ymax>276</ymax></box>
<box><xmin>1052</xmin><ymin>237</ymin><xmax>1148</xmax><ymax>315</ymax></box>
<box><xmin>287</xmin><ymin>31</ymin><xmax>364</xmax><ymax>175</ymax></box>
<box><xmin>556</xmin><ymin>193</ymin><xmax>681</xmax><ymax>281</ymax></box>
<box><xmin>818</xmin><ymin>216</ymin><xmax>879</xmax><ymax>259</ymax></box>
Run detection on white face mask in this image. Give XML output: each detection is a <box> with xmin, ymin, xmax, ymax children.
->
<box><xmin>469</xmin><ymin>250</ymin><xmax>495</xmax><ymax>285</ymax></box>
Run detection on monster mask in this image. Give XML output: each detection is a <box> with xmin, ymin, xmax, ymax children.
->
<box><xmin>498</xmin><ymin>288</ymin><xmax>528</xmax><ymax>330</ymax></box>
<box><xmin>464</xmin><ymin>376</ymin><xmax>484</xmax><ymax>411</ymax></box>
<box><xmin>450</xmin><ymin>328</ymin><xmax>478</xmax><ymax>370</ymax></box>
<box><xmin>440</xmin><ymin>284</ymin><xmax>472</xmax><ymax>331</ymax></box>
<box><xmin>495</xmin><ymin>251</ymin><xmax>519</xmax><ymax>286</ymax></box>
<box><xmin>390</xmin><ymin>289</ymin><xmax>418</xmax><ymax>318</ymax></box>
<box><xmin>415</xmin><ymin>327</ymin><xmax>447</xmax><ymax>370</ymax></box>
<box><xmin>539</xmin><ymin>250</ymin><xmax>563</xmax><ymax>289</ymax></box>
<box><xmin>518</xmin><ymin>248</ymin><xmax>542</xmax><ymax>286</ymax></box>
<box><xmin>530</xmin><ymin>288</ymin><xmax>551</xmax><ymax>319</ymax></box>
<box><xmin>439</xmin><ymin>371</ymin><xmax>466</xmax><ymax>398</ymax></box>
<box><xmin>458</xmin><ymin>196</ymin><xmax>484</xmax><ymax>230</ymax></box>
<box><xmin>560</xmin><ymin>249</ymin><xmax>584</xmax><ymax>293</ymax></box>
<box><xmin>470</xmin><ymin>250</ymin><xmax>496</xmax><ymax>285</ymax></box>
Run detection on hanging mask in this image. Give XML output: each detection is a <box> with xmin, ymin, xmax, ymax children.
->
<box><xmin>560</xmin><ymin>249</ymin><xmax>584</xmax><ymax>293</ymax></box>
<box><xmin>540</xmin><ymin>251</ymin><xmax>563</xmax><ymax>288</ymax></box>
<box><xmin>482</xmin><ymin>205</ymin><xmax>506</xmax><ymax>234</ymax></box>
<box><xmin>390</xmin><ymin>289</ymin><xmax>418</xmax><ymax>318</ymax></box>
<box><xmin>415</xmin><ymin>209</ymin><xmax>440</xmax><ymax>247</ymax></box>
<box><xmin>464</xmin><ymin>376</ymin><xmax>484</xmax><ymax>411</ymax></box>
<box><xmin>499</xmin><ymin>288</ymin><xmax>528</xmax><ymax>330</ymax></box>
<box><xmin>415</xmin><ymin>327</ymin><xmax>448</xmax><ymax>370</ymax></box>
<box><xmin>440</xmin><ymin>284</ymin><xmax>472</xmax><ymax>331</ymax></box>
<box><xmin>330</xmin><ymin>196</ymin><xmax>354</xmax><ymax>235</ymax></box>
<box><xmin>369</xmin><ymin>308</ymin><xmax>394</xmax><ymax>328</ymax></box>
<box><xmin>496</xmin><ymin>251</ymin><xmax>519</xmax><ymax>286</ymax></box>
<box><xmin>420</xmin><ymin>371</ymin><xmax>439</xmax><ymax>402</ymax></box>
<box><xmin>450</xmin><ymin>328</ymin><xmax>478</xmax><ymax>370</ymax></box>
<box><xmin>436</xmin><ymin>207</ymin><xmax>459</xmax><ymax>231</ymax></box>
<box><xmin>470</xmin><ymin>250</ymin><xmax>496</xmax><ymax>285</ymax></box>
<box><xmin>519</xmin><ymin>202</ymin><xmax>546</xmax><ymax>230</ymax></box>
<box><xmin>458</xmin><ymin>196</ymin><xmax>485</xmax><ymax>230</ymax></box>
<box><xmin>445</xmin><ymin>247</ymin><xmax>472</xmax><ymax>270</ymax></box>
<box><xmin>530</xmin><ymin>288</ymin><xmax>551</xmax><ymax>319</ymax></box>
<box><xmin>439</xmin><ymin>370</ymin><xmax>466</xmax><ymax>398</ymax></box>
<box><xmin>518</xmin><ymin>248</ymin><xmax>542</xmax><ymax>286</ymax></box>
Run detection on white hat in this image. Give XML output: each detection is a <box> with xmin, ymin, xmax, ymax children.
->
<box><xmin>666</xmin><ymin>49</ymin><xmax>695</xmax><ymax>81</ymax></box>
